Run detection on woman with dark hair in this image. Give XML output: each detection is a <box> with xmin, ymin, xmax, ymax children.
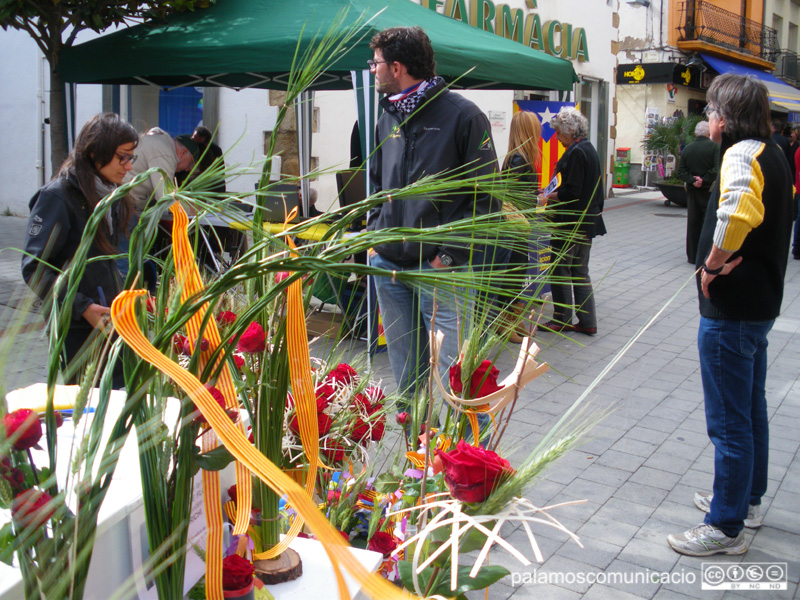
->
<box><xmin>540</xmin><ymin>106</ymin><xmax>606</xmax><ymax>336</ymax></box>
<box><xmin>22</xmin><ymin>113</ymin><xmax>138</xmax><ymax>388</ymax></box>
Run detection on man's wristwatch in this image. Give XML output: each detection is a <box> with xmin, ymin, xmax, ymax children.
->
<box><xmin>702</xmin><ymin>262</ymin><xmax>724</xmax><ymax>275</ymax></box>
<box><xmin>437</xmin><ymin>252</ymin><xmax>454</xmax><ymax>267</ymax></box>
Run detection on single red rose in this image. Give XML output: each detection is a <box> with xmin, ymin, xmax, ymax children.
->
<box><xmin>289</xmin><ymin>412</ymin><xmax>333</xmax><ymax>437</ymax></box>
<box><xmin>54</xmin><ymin>411</ymin><xmax>64</xmax><ymax>428</ymax></box>
<box><xmin>4</xmin><ymin>409</ymin><xmax>42</xmax><ymax>450</ymax></box>
<box><xmin>233</xmin><ymin>355</ymin><xmax>245</xmax><ymax>371</ymax></box>
<box><xmin>369</xmin><ymin>417</ymin><xmax>386</xmax><ymax>442</ymax></box>
<box><xmin>350</xmin><ymin>417</ymin><xmax>369</xmax><ymax>441</ymax></box>
<box><xmin>395</xmin><ymin>412</ymin><xmax>410</xmax><ymax>426</ymax></box>
<box><xmin>237</xmin><ymin>322</ymin><xmax>266</xmax><ymax>353</ymax></box>
<box><xmin>325</xmin><ymin>363</ymin><xmax>358</xmax><ymax>386</ymax></box>
<box><xmin>275</xmin><ymin>271</ymin><xmax>290</xmax><ymax>283</ymax></box>
<box><xmin>227</xmin><ymin>485</ymin><xmax>237</xmax><ymax>505</ymax></box>
<box><xmin>352</xmin><ymin>393</ymin><xmax>372</xmax><ymax>413</ymax></box>
<box><xmin>364</xmin><ymin>386</ymin><xmax>385</xmax><ymax>405</ymax></box>
<box><xmin>449</xmin><ymin>359</ymin><xmax>503</xmax><ymax>399</ymax></box>
<box><xmin>193</xmin><ymin>385</ymin><xmax>235</xmax><ymax>425</ymax></box>
<box><xmin>436</xmin><ymin>440</ymin><xmax>515</xmax><ymax>504</ymax></box>
<box><xmin>321</xmin><ymin>440</ymin><xmax>346</xmax><ymax>461</ymax></box>
<box><xmin>368</xmin><ymin>531</ymin><xmax>398</xmax><ymax>557</ymax></box>
<box><xmin>221</xmin><ymin>553</ymin><xmax>254</xmax><ymax>591</ymax></box>
<box><xmin>217</xmin><ymin>311</ymin><xmax>237</xmax><ymax>325</ymax></box>
<box><xmin>173</xmin><ymin>334</ymin><xmax>187</xmax><ymax>355</ymax></box>
<box><xmin>12</xmin><ymin>489</ymin><xmax>55</xmax><ymax>529</ymax></box>
<box><xmin>0</xmin><ymin>458</ymin><xmax>25</xmax><ymax>493</ymax></box>
<box><xmin>315</xmin><ymin>383</ymin><xmax>336</xmax><ymax>411</ymax></box>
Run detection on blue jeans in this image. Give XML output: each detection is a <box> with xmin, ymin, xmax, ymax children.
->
<box><xmin>370</xmin><ymin>252</ymin><xmax>463</xmax><ymax>402</ymax></box>
<box><xmin>698</xmin><ymin>317</ymin><xmax>772</xmax><ymax>537</ymax></box>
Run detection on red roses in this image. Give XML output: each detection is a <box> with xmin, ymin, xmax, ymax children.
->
<box><xmin>436</xmin><ymin>440</ymin><xmax>515</xmax><ymax>504</ymax></box>
<box><xmin>449</xmin><ymin>359</ymin><xmax>503</xmax><ymax>399</ymax></box>
<box><xmin>237</xmin><ymin>322</ymin><xmax>266</xmax><ymax>353</ymax></box>
<box><xmin>325</xmin><ymin>363</ymin><xmax>358</xmax><ymax>386</ymax></box>
<box><xmin>4</xmin><ymin>409</ymin><xmax>42</xmax><ymax>450</ymax></box>
<box><xmin>368</xmin><ymin>531</ymin><xmax>399</xmax><ymax>557</ymax></box>
<box><xmin>221</xmin><ymin>553</ymin><xmax>254</xmax><ymax>591</ymax></box>
<box><xmin>11</xmin><ymin>488</ymin><xmax>55</xmax><ymax>529</ymax></box>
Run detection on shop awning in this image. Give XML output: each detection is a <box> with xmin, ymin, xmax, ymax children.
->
<box><xmin>700</xmin><ymin>53</ymin><xmax>800</xmax><ymax>111</ymax></box>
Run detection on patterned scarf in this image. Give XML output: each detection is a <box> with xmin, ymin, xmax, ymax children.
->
<box><xmin>388</xmin><ymin>76</ymin><xmax>444</xmax><ymax>114</ymax></box>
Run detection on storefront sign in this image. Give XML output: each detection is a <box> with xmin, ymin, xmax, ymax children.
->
<box><xmin>422</xmin><ymin>0</ymin><xmax>589</xmax><ymax>62</ymax></box>
<box><xmin>617</xmin><ymin>63</ymin><xmax>704</xmax><ymax>90</ymax></box>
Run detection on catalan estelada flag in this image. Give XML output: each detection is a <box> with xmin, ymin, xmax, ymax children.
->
<box><xmin>513</xmin><ymin>100</ymin><xmax>575</xmax><ymax>187</ymax></box>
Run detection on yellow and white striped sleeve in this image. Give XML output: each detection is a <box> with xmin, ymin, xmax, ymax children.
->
<box><xmin>714</xmin><ymin>140</ymin><xmax>766</xmax><ymax>252</ymax></box>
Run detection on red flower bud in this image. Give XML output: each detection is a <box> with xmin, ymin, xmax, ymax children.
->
<box><xmin>449</xmin><ymin>359</ymin><xmax>503</xmax><ymax>399</ymax></box>
<box><xmin>221</xmin><ymin>553</ymin><xmax>254</xmax><ymax>591</ymax></box>
<box><xmin>193</xmin><ymin>385</ymin><xmax>236</xmax><ymax>425</ymax></box>
<box><xmin>217</xmin><ymin>311</ymin><xmax>237</xmax><ymax>324</ymax></box>
<box><xmin>12</xmin><ymin>489</ymin><xmax>55</xmax><ymax>529</ymax></box>
<box><xmin>395</xmin><ymin>412</ymin><xmax>410</xmax><ymax>426</ymax></box>
<box><xmin>3</xmin><ymin>409</ymin><xmax>42</xmax><ymax>450</ymax></box>
<box><xmin>233</xmin><ymin>354</ymin><xmax>245</xmax><ymax>370</ymax></box>
<box><xmin>368</xmin><ymin>531</ymin><xmax>398</xmax><ymax>557</ymax></box>
<box><xmin>436</xmin><ymin>440</ymin><xmax>515</xmax><ymax>504</ymax></box>
<box><xmin>237</xmin><ymin>322</ymin><xmax>266</xmax><ymax>353</ymax></box>
<box><xmin>325</xmin><ymin>363</ymin><xmax>358</xmax><ymax>386</ymax></box>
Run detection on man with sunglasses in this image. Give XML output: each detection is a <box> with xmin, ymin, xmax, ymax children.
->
<box><xmin>366</xmin><ymin>26</ymin><xmax>499</xmax><ymax>421</ymax></box>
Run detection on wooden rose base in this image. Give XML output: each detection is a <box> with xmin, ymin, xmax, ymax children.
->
<box><xmin>254</xmin><ymin>549</ymin><xmax>303</xmax><ymax>585</ymax></box>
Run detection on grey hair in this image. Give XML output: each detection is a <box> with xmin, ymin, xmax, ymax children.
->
<box><xmin>550</xmin><ymin>107</ymin><xmax>589</xmax><ymax>139</ymax></box>
<box><xmin>694</xmin><ymin>121</ymin><xmax>711</xmax><ymax>137</ymax></box>
<box><xmin>706</xmin><ymin>74</ymin><xmax>770</xmax><ymax>140</ymax></box>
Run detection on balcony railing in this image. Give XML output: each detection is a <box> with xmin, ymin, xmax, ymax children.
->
<box><xmin>775</xmin><ymin>49</ymin><xmax>799</xmax><ymax>86</ymax></box>
<box><xmin>678</xmin><ymin>1</ymin><xmax>779</xmax><ymax>63</ymax></box>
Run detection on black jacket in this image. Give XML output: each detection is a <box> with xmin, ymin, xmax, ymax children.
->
<box><xmin>22</xmin><ymin>173</ymin><xmax>123</xmax><ymax>330</ymax></box>
<box><xmin>551</xmin><ymin>139</ymin><xmax>606</xmax><ymax>238</ymax></box>
<box><xmin>676</xmin><ymin>136</ymin><xmax>719</xmax><ymax>191</ymax></box>
<box><xmin>504</xmin><ymin>152</ymin><xmax>539</xmax><ymax>188</ymax></box>
<box><xmin>696</xmin><ymin>134</ymin><xmax>793</xmax><ymax>320</ymax></box>
<box><xmin>368</xmin><ymin>80</ymin><xmax>499</xmax><ymax>266</ymax></box>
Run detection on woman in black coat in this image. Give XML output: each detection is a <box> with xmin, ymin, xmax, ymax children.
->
<box><xmin>22</xmin><ymin>113</ymin><xmax>138</xmax><ymax>388</ymax></box>
<box><xmin>541</xmin><ymin>107</ymin><xmax>606</xmax><ymax>336</ymax></box>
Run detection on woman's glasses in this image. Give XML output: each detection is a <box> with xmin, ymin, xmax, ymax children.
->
<box><xmin>703</xmin><ymin>104</ymin><xmax>718</xmax><ymax>118</ymax></box>
<box><xmin>115</xmin><ymin>152</ymin><xmax>138</xmax><ymax>166</ymax></box>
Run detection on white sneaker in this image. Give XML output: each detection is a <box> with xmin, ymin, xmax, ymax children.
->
<box><xmin>667</xmin><ymin>522</ymin><xmax>748</xmax><ymax>556</ymax></box>
<box><xmin>694</xmin><ymin>492</ymin><xmax>764</xmax><ymax>529</ymax></box>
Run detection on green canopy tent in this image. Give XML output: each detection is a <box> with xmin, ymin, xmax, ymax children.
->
<box><xmin>58</xmin><ymin>0</ymin><xmax>577</xmax><ymax>92</ymax></box>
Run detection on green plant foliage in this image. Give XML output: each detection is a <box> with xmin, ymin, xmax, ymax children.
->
<box><xmin>642</xmin><ymin>114</ymin><xmax>704</xmax><ymax>161</ymax></box>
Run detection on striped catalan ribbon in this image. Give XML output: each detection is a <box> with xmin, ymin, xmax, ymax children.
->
<box><xmin>252</xmin><ymin>212</ymin><xmax>322</xmax><ymax>560</ymax></box>
<box><xmin>110</xmin><ymin>290</ymin><xmax>414</xmax><ymax>600</ymax></box>
<box><xmin>171</xmin><ymin>204</ymin><xmax>252</xmax><ymax>600</ymax></box>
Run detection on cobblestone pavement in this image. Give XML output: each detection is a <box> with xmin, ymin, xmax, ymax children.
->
<box><xmin>0</xmin><ymin>189</ymin><xmax>798</xmax><ymax>599</ymax></box>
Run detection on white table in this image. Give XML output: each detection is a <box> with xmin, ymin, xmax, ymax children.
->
<box><xmin>0</xmin><ymin>384</ymin><xmax>381</xmax><ymax>600</ymax></box>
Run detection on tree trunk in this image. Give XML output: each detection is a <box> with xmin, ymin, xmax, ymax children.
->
<box><xmin>49</xmin><ymin>64</ymin><xmax>68</xmax><ymax>174</ymax></box>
